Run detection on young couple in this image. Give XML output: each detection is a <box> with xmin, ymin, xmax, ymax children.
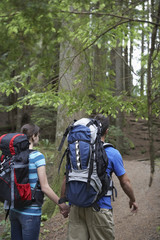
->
<box><xmin>10</xmin><ymin>114</ymin><xmax>138</xmax><ymax>240</ymax></box>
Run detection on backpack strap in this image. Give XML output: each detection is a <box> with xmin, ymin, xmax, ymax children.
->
<box><xmin>58</xmin><ymin>120</ymin><xmax>77</xmax><ymax>172</ymax></box>
<box><xmin>105</xmin><ymin>178</ymin><xmax>117</xmax><ymax>199</ymax></box>
<box><xmin>86</xmin><ymin>119</ymin><xmax>102</xmax><ymax>190</ymax></box>
<box><xmin>58</xmin><ymin>148</ymin><xmax>68</xmax><ymax>173</ymax></box>
<box><xmin>103</xmin><ymin>143</ymin><xmax>114</xmax><ymax>148</ymax></box>
<box><xmin>27</xmin><ymin>149</ymin><xmax>44</xmax><ymax>205</ymax></box>
<box><xmin>32</xmin><ymin>180</ymin><xmax>38</xmax><ymax>199</ymax></box>
<box><xmin>58</xmin><ymin>128</ymin><xmax>70</xmax><ymax>152</ymax></box>
<box><xmin>87</xmin><ymin>144</ymin><xmax>94</xmax><ymax>190</ymax></box>
<box><xmin>10</xmin><ymin>157</ymin><xmax>15</xmax><ymax>209</ymax></box>
<box><xmin>58</xmin><ymin>121</ymin><xmax>76</xmax><ymax>152</ymax></box>
<box><xmin>4</xmin><ymin>202</ymin><xmax>10</xmax><ymax>221</ymax></box>
<box><xmin>103</xmin><ymin>143</ymin><xmax>117</xmax><ymax>201</ymax></box>
<box><xmin>86</xmin><ymin>119</ymin><xmax>100</xmax><ymax>128</ymax></box>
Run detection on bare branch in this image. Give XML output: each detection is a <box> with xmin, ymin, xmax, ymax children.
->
<box><xmin>61</xmin><ymin>10</ymin><xmax>160</xmax><ymax>27</ymax></box>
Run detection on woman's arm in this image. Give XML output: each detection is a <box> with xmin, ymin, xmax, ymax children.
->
<box><xmin>37</xmin><ymin>165</ymin><xmax>70</xmax><ymax>217</ymax></box>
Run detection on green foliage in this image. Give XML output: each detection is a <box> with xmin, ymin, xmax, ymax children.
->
<box><xmin>105</xmin><ymin>125</ymin><xmax>135</xmax><ymax>154</ymax></box>
<box><xmin>0</xmin><ymin>0</ymin><xmax>60</xmax><ymax>102</ymax></box>
<box><xmin>141</xmin><ymin>148</ymin><xmax>147</xmax><ymax>154</ymax></box>
<box><xmin>41</xmin><ymin>214</ymin><xmax>48</xmax><ymax>222</ymax></box>
<box><xmin>155</xmin><ymin>158</ymin><xmax>160</xmax><ymax>167</ymax></box>
<box><xmin>0</xmin><ymin>220</ymin><xmax>11</xmax><ymax>240</ymax></box>
<box><xmin>0</xmin><ymin>204</ymin><xmax>10</xmax><ymax>240</ymax></box>
<box><xmin>31</xmin><ymin>106</ymin><xmax>57</xmax><ymax>140</ymax></box>
<box><xmin>157</xmin><ymin>226</ymin><xmax>160</xmax><ymax>232</ymax></box>
<box><xmin>105</xmin><ymin>125</ymin><xmax>123</xmax><ymax>145</ymax></box>
<box><xmin>0</xmin><ymin>0</ymin><xmax>159</xmax><ymax>122</ymax></box>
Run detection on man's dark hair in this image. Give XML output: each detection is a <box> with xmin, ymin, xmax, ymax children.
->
<box><xmin>95</xmin><ymin>114</ymin><xmax>109</xmax><ymax>136</ymax></box>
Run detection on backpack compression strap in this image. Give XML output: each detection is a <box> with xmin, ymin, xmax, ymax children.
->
<box><xmin>86</xmin><ymin>119</ymin><xmax>103</xmax><ymax>192</ymax></box>
<box><xmin>9</xmin><ymin>134</ymin><xmax>24</xmax><ymax>155</ymax></box>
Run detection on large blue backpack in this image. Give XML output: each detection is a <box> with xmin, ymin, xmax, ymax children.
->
<box><xmin>58</xmin><ymin>118</ymin><xmax>113</xmax><ymax>210</ymax></box>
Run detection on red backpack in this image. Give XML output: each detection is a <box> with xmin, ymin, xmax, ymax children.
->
<box><xmin>0</xmin><ymin>133</ymin><xmax>43</xmax><ymax>209</ymax></box>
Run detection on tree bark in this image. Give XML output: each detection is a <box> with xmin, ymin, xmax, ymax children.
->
<box><xmin>115</xmin><ymin>40</ymin><xmax>124</xmax><ymax>152</ymax></box>
<box><xmin>140</xmin><ymin>1</ymin><xmax>145</xmax><ymax>96</ymax></box>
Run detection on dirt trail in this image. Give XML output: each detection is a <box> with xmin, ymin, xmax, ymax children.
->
<box><xmin>113</xmin><ymin>159</ymin><xmax>160</xmax><ymax>240</ymax></box>
<box><xmin>40</xmin><ymin>159</ymin><xmax>160</xmax><ymax>240</ymax></box>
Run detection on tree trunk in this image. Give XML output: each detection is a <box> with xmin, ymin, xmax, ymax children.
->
<box><xmin>140</xmin><ymin>1</ymin><xmax>145</xmax><ymax>96</ymax></box>
<box><xmin>124</xmin><ymin>0</ymin><xmax>132</xmax><ymax>96</ymax></box>
<box><xmin>8</xmin><ymin>94</ymin><xmax>16</xmax><ymax>131</ymax></box>
<box><xmin>124</xmin><ymin>45</ymin><xmax>132</xmax><ymax>96</ymax></box>
<box><xmin>147</xmin><ymin>0</ymin><xmax>160</xmax><ymax>186</ymax></box>
<box><xmin>93</xmin><ymin>45</ymin><xmax>105</xmax><ymax>84</ymax></box>
<box><xmin>115</xmin><ymin>40</ymin><xmax>124</xmax><ymax>152</ymax></box>
<box><xmin>56</xmin><ymin>40</ymin><xmax>87</xmax><ymax>144</ymax></box>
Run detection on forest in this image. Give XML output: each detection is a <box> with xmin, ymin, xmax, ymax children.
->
<box><xmin>0</xmin><ymin>0</ymin><xmax>160</xmax><ymax>238</ymax></box>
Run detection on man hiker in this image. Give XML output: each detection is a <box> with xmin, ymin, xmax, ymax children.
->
<box><xmin>60</xmin><ymin>114</ymin><xmax>138</xmax><ymax>240</ymax></box>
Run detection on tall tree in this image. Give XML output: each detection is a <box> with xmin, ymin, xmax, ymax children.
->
<box><xmin>147</xmin><ymin>0</ymin><xmax>160</xmax><ymax>186</ymax></box>
<box><xmin>140</xmin><ymin>1</ymin><xmax>145</xmax><ymax>96</ymax></box>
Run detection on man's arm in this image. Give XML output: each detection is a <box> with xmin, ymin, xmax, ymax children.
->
<box><xmin>118</xmin><ymin>173</ymin><xmax>138</xmax><ymax>213</ymax></box>
<box><xmin>60</xmin><ymin>175</ymin><xmax>67</xmax><ymax>198</ymax></box>
<box><xmin>59</xmin><ymin>175</ymin><xmax>70</xmax><ymax>217</ymax></box>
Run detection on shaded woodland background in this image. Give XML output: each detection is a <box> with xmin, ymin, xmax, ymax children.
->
<box><xmin>0</xmin><ymin>0</ymin><xmax>160</xmax><ymax>223</ymax></box>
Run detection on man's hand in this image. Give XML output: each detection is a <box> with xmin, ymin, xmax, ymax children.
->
<box><xmin>129</xmin><ymin>200</ymin><xmax>138</xmax><ymax>213</ymax></box>
<box><xmin>59</xmin><ymin>203</ymin><xmax>70</xmax><ymax>218</ymax></box>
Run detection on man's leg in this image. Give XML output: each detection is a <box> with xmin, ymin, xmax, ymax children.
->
<box><xmin>67</xmin><ymin>206</ymin><xmax>89</xmax><ymax>240</ymax></box>
<box><xmin>86</xmin><ymin>208</ymin><xmax>115</xmax><ymax>240</ymax></box>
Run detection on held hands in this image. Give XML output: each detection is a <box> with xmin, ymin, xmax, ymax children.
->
<box><xmin>129</xmin><ymin>200</ymin><xmax>138</xmax><ymax>213</ymax></box>
<box><xmin>59</xmin><ymin>202</ymin><xmax>70</xmax><ymax>218</ymax></box>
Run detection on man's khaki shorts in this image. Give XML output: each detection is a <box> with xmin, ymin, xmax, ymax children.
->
<box><xmin>67</xmin><ymin>206</ymin><xmax>115</xmax><ymax>240</ymax></box>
